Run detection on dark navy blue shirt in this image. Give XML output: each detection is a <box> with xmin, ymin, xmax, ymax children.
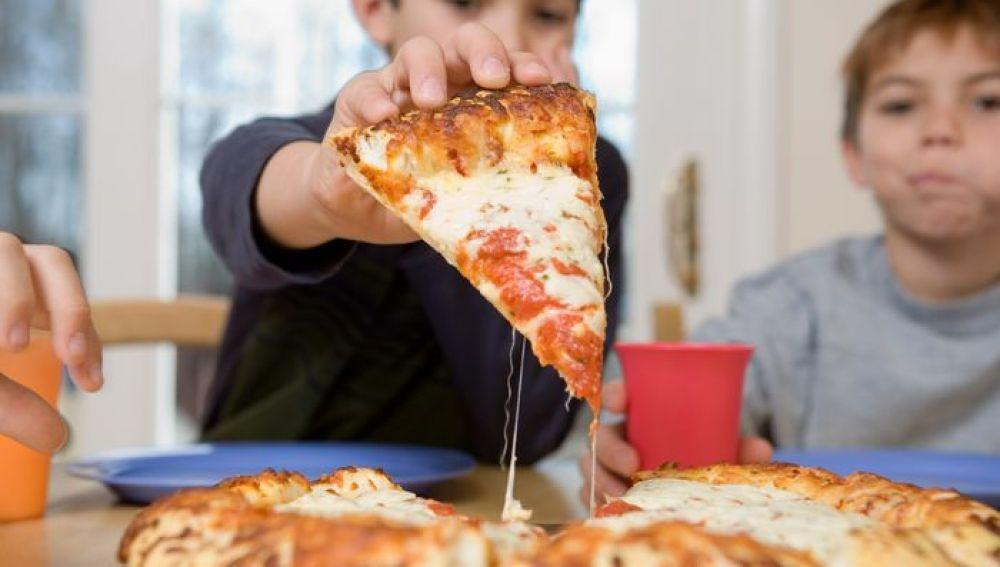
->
<box><xmin>199</xmin><ymin>105</ymin><xmax>628</xmax><ymax>464</ymax></box>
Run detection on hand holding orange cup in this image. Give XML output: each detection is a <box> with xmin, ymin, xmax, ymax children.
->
<box><xmin>0</xmin><ymin>336</ymin><xmax>63</xmax><ymax>521</ymax></box>
<box><xmin>614</xmin><ymin>342</ymin><xmax>753</xmax><ymax>470</ymax></box>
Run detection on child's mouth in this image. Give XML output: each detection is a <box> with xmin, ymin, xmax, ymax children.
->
<box><xmin>908</xmin><ymin>170</ymin><xmax>959</xmax><ymax>188</ymax></box>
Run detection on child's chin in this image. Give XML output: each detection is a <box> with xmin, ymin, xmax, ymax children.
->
<box><xmin>908</xmin><ymin>217</ymin><xmax>985</xmax><ymax>243</ymax></box>
<box><xmin>899</xmin><ymin>200</ymin><xmax>992</xmax><ymax>241</ymax></box>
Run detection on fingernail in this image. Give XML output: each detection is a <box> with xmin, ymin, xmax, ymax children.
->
<box><xmin>89</xmin><ymin>362</ymin><xmax>104</xmax><ymax>388</ymax></box>
<box><xmin>7</xmin><ymin>322</ymin><xmax>28</xmax><ymax>349</ymax></box>
<box><xmin>55</xmin><ymin>416</ymin><xmax>70</xmax><ymax>453</ymax></box>
<box><xmin>420</xmin><ymin>77</ymin><xmax>444</xmax><ymax>102</ymax></box>
<box><xmin>526</xmin><ymin>62</ymin><xmax>548</xmax><ymax>78</ymax></box>
<box><xmin>483</xmin><ymin>56</ymin><xmax>507</xmax><ymax>77</ymax></box>
<box><xmin>69</xmin><ymin>332</ymin><xmax>87</xmax><ymax>359</ymax></box>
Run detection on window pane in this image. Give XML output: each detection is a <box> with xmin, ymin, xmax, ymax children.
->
<box><xmin>176</xmin><ymin>0</ymin><xmax>383</xmax><ymax>102</ymax></box>
<box><xmin>177</xmin><ymin>1</ymin><xmax>278</xmax><ymax>96</ymax></box>
<box><xmin>0</xmin><ymin>0</ymin><xmax>81</xmax><ymax>94</ymax></box>
<box><xmin>290</xmin><ymin>0</ymin><xmax>386</xmax><ymax>109</ymax></box>
<box><xmin>0</xmin><ymin>114</ymin><xmax>81</xmax><ymax>254</ymax></box>
<box><xmin>576</xmin><ymin>0</ymin><xmax>637</xmax><ymax>155</ymax></box>
<box><xmin>176</xmin><ymin>104</ymin><xmax>266</xmax><ymax>294</ymax></box>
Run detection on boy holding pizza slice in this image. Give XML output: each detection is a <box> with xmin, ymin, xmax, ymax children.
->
<box><xmin>199</xmin><ymin>0</ymin><xmax>628</xmax><ymax>463</ymax></box>
<box><xmin>586</xmin><ymin>0</ymin><xmax>1000</xmax><ymax>502</ymax></box>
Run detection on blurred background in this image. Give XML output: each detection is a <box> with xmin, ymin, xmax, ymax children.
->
<box><xmin>1</xmin><ymin>0</ymin><xmax>888</xmax><ymax>456</ymax></box>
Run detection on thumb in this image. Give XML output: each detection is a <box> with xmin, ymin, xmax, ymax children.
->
<box><xmin>739</xmin><ymin>436</ymin><xmax>773</xmax><ymax>464</ymax></box>
<box><xmin>0</xmin><ymin>372</ymin><xmax>67</xmax><ymax>453</ymax></box>
<box><xmin>603</xmin><ymin>379</ymin><xmax>627</xmax><ymax>413</ymax></box>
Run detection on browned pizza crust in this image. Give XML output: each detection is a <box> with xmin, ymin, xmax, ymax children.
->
<box><xmin>633</xmin><ymin>462</ymin><xmax>1000</xmax><ymax>566</ymax></box>
<box><xmin>637</xmin><ymin>462</ymin><xmax>998</xmax><ymax>527</ymax></box>
<box><xmin>331</xmin><ymin>82</ymin><xmax>601</xmax><ymax>212</ymax></box>
<box><xmin>534</xmin><ymin>522</ymin><xmax>819</xmax><ymax>567</ymax></box>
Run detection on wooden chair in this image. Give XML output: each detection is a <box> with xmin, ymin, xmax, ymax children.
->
<box><xmin>90</xmin><ymin>295</ymin><xmax>231</xmax><ymax>347</ymax></box>
<box><xmin>83</xmin><ymin>295</ymin><xmax>231</xmax><ymax>441</ymax></box>
<box><xmin>653</xmin><ymin>302</ymin><xmax>686</xmax><ymax>342</ymax></box>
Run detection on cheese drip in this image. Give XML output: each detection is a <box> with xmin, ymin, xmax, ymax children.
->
<box><xmin>501</xmin><ymin>335</ymin><xmax>532</xmax><ymax>522</ymax></box>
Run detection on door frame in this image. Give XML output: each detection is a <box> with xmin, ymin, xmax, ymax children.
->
<box><xmin>622</xmin><ymin>0</ymin><xmax>782</xmax><ymax>341</ymax></box>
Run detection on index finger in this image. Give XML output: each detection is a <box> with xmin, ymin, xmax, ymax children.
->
<box><xmin>444</xmin><ymin>22</ymin><xmax>511</xmax><ymax>89</ymax></box>
<box><xmin>0</xmin><ymin>372</ymin><xmax>66</xmax><ymax>453</ymax></box>
<box><xmin>0</xmin><ymin>232</ymin><xmax>35</xmax><ymax>352</ymax></box>
<box><xmin>392</xmin><ymin>36</ymin><xmax>448</xmax><ymax>109</ymax></box>
<box><xmin>24</xmin><ymin>246</ymin><xmax>103</xmax><ymax>391</ymax></box>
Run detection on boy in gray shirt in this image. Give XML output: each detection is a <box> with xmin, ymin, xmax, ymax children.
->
<box><xmin>582</xmin><ymin>0</ymin><xmax>1000</xmax><ymax>499</ymax></box>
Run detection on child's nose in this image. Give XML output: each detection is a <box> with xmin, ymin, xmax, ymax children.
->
<box><xmin>921</xmin><ymin>105</ymin><xmax>962</xmax><ymax>147</ymax></box>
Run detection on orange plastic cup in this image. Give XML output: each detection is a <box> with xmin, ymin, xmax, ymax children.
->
<box><xmin>615</xmin><ymin>342</ymin><xmax>752</xmax><ymax>470</ymax></box>
<box><xmin>0</xmin><ymin>336</ymin><xmax>62</xmax><ymax>521</ymax></box>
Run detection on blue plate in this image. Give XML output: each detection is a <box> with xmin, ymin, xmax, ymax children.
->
<box><xmin>68</xmin><ymin>442</ymin><xmax>476</xmax><ymax>504</ymax></box>
<box><xmin>774</xmin><ymin>449</ymin><xmax>1000</xmax><ymax>507</ymax></box>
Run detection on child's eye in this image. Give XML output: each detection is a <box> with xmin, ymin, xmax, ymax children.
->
<box><xmin>444</xmin><ymin>0</ymin><xmax>480</xmax><ymax>11</ymax></box>
<box><xmin>973</xmin><ymin>95</ymin><xmax>1000</xmax><ymax>112</ymax></box>
<box><xmin>879</xmin><ymin>99</ymin><xmax>915</xmax><ymax>115</ymax></box>
<box><xmin>535</xmin><ymin>7</ymin><xmax>571</xmax><ymax>24</ymax></box>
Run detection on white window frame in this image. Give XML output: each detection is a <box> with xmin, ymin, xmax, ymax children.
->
<box><xmin>74</xmin><ymin>0</ymin><xmax>175</xmax><ymax>454</ymax></box>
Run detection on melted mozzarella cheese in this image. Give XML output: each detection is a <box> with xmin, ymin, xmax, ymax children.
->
<box><xmin>275</xmin><ymin>483</ymin><xmax>440</xmax><ymax>526</ymax></box>
<box><xmin>401</xmin><ymin>165</ymin><xmax>604</xmax><ymax>324</ymax></box>
<box><xmin>590</xmin><ymin>479</ymin><xmax>874</xmax><ymax>562</ymax></box>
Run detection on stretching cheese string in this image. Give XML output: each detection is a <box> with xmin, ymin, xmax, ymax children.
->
<box><xmin>500</xmin><ymin>326</ymin><xmax>517</xmax><ymax>469</ymax></box>
<box><xmin>501</xmin><ymin>337</ymin><xmax>529</xmax><ymax>522</ymax></box>
<box><xmin>590</xmin><ymin>232</ymin><xmax>611</xmax><ymax>515</ymax></box>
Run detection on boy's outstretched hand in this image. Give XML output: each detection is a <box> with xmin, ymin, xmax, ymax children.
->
<box><xmin>577</xmin><ymin>380</ymin><xmax>773</xmax><ymax>506</ymax></box>
<box><xmin>0</xmin><ymin>232</ymin><xmax>103</xmax><ymax>453</ymax></box>
<box><xmin>257</xmin><ymin>23</ymin><xmax>565</xmax><ymax>249</ymax></box>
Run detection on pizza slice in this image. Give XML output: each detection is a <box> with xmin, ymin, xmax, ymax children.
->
<box><xmin>330</xmin><ymin>83</ymin><xmax>607</xmax><ymax>414</ymax></box>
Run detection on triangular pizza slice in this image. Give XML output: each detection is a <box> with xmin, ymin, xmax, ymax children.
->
<box><xmin>331</xmin><ymin>83</ymin><xmax>606</xmax><ymax>413</ymax></box>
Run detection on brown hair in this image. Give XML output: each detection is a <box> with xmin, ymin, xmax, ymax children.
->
<box><xmin>841</xmin><ymin>0</ymin><xmax>1000</xmax><ymax>143</ymax></box>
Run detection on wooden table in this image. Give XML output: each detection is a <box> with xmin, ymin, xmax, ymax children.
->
<box><xmin>0</xmin><ymin>460</ymin><xmax>586</xmax><ymax>566</ymax></box>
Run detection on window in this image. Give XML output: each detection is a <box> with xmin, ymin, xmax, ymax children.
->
<box><xmin>6</xmin><ymin>1</ymin><xmax>636</xmax><ymax>451</ymax></box>
<box><xmin>166</xmin><ymin>0</ymin><xmax>386</xmax><ymax>294</ymax></box>
<box><xmin>0</xmin><ymin>0</ymin><xmax>82</xmax><ymax>256</ymax></box>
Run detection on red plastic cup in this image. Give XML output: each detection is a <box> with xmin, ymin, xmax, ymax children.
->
<box><xmin>614</xmin><ymin>342</ymin><xmax>753</xmax><ymax>470</ymax></box>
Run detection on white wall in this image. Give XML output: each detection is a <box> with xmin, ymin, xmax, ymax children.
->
<box><xmin>627</xmin><ymin>0</ymin><xmax>781</xmax><ymax>340</ymax></box>
<box><xmin>627</xmin><ymin>0</ymin><xmax>897</xmax><ymax>340</ymax></box>
<box><xmin>779</xmin><ymin>0</ymin><xmax>889</xmax><ymax>255</ymax></box>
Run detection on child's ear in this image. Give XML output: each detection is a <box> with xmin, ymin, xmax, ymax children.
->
<box><xmin>841</xmin><ymin>138</ymin><xmax>869</xmax><ymax>189</ymax></box>
<box><xmin>352</xmin><ymin>0</ymin><xmax>395</xmax><ymax>49</ymax></box>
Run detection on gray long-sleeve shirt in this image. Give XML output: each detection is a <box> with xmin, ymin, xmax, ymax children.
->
<box><xmin>694</xmin><ymin>236</ymin><xmax>1000</xmax><ymax>452</ymax></box>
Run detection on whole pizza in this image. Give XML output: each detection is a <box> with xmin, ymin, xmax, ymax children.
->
<box><xmin>118</xmin><ymin>463</ymin><xmax>999</xmax><ymax>566</ymax></box>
